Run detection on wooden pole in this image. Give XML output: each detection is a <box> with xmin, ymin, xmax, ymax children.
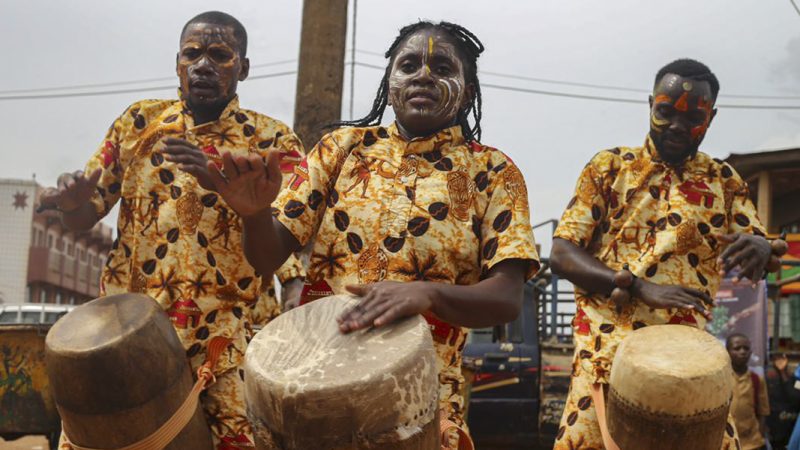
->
<box><xmin>293</xmin><ymin>0</ymin><xmax>349</xmax><ymax>148</ymax></box>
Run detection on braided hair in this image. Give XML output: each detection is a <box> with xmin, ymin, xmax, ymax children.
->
<box><xmin>337</xmin><ymin>21</ymin><xmax>485</xmax><ymax>142</ymax></box>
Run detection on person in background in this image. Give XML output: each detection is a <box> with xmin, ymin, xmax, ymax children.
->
<box><xmin>728</xmin><ymin>333</ymin><xmax>770</xmax><ymax>450</ymax></box>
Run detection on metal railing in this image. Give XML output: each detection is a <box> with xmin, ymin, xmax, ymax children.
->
<box><xmin>531</xmin><ymin>219</ymin><xmax>576</xmax><ymax>343</ymax></box>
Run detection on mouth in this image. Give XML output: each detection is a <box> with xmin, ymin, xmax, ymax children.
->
<box><xmin>190</xmin><ymin>79</ymin><xmax>219</xmax><ymax>94</ymax></box>
<box><xmin>662</xmin><ymin>133</ymin><xmax>689</xmax><ymax>149</ymax></box>
<box><xmin>406</xmin><ymin>89</ymin><xmax>439</xmax><ymax>107</ymax></box>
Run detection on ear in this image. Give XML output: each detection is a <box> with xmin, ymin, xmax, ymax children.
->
<box><xmin>239</xmin><ymin>57</ymin><xmax>250</xmax><ymax>82</ymax></box>
<box><xmin>648</xmin><ymin>95</ymin><xmax>654</xmax><ymax>109</ymax></box>
<box><xmin>461</xmin><ymin>83</ymin><xmax>476</xmax><ymax>112</ymax></box>
<box><xmin>175</xmin><ymin>52</ymin><xmax>180</xmax><ymax>76</ymax></box>
<box><xmin>708</xmin><ymin>107</ymin><xmax>718</xmax><ymax>127</ymax></box>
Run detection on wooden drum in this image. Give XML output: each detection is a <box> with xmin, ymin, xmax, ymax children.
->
<box><xmin>244</xmin><ymin>294</ymin><xmax>440</xmax><ymax>450</ymax></box>
<box><xmin>607</xmin><ymin>324</ymin><xmax>733</xmax><ymax>450</ymax></box>
<box><xmin>45</xmin><ymin>293</ymin><xmax>213</xmax><ymax>449</ymax></box>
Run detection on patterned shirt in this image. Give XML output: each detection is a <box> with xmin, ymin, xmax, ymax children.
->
<box><xmin>554</xmin><ymin>135</ymin><xmax>765</xmax><ymax>383</ymax></box>
<box><xmin>87</xmin><ymin>96</ymin><xmax>304</xmax><ymax>374</ymax></box>
<box><xmin>275</xmin><ymin>123</ymin><xmax>540</xmax><ymax>423</ymax></box>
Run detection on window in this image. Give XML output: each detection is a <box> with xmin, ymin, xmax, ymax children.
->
<box><xmin>47</xmin><ymin>235</ymin><xmax>53</xmax><ymax>248</ymax></box>
<box><xmin>21</xmin><ymin>311</ymin><xmax>40</xmax><ymax>324</ymax></box>
<box><xmin>55</xmin><ymin>292</ymin><xmax>62</xmax><ymax>305</ymax></box>
<box><xmin>67</xmin><ymin>243</ymin><xmax>74</xmax><ymax>257</ymax></box>
<box><xmin>44</xmin><ymin>312</ymin><xmax>63</xmax><ymax>323</ymax></box>
<box><xmin>39</xmin><ymin>289</ymin><xmax>47</xmax><ymax>303</ymax></box>
<box><xmin>0</xmin><ymin>311</ymin><xmax>18</xmax><ymax>324</ymax></box>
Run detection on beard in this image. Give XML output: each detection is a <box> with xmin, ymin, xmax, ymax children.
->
<box><xmin>649</xmin><ymin>130</ymin><xmax>699</xmax><ymax>166</ymax></box>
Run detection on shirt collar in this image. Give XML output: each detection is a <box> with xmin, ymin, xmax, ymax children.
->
<box><xmin>178</xmin><ymin>92</ymin><xmax>241</xmax><ymax>130</ymax></box>
<box><xmin>643</xmin><ymin>133</ymin><xmax>699</xmax><ymax>172</ymax></box>
<box><xmin>387</xmin><ymin>122</ymin><xmax>466</xmax><ymax>155</ymax></box>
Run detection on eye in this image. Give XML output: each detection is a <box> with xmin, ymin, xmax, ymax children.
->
<box><xmin>400</xmin><ymin>62</ymin><xmax>417</xmax><ymax>74</ymax></box>
<box><xmin>688</xmin><ymin>111</ymin><xmax>707</xmax><ymax>125</ymax></box>
<box><xmin>656</xmin><ymin>104</ymin><xmax>674</xmax><ymax>117</ymax></box>
<box><xmin>435</xmin><ymin>65</ymin><xmax>453</xmax><ymax>76</ymax></box>
<box><xmin>209</xmin><ymin>48</ymin><xmax>234</xmax><ymax>63</ymax></box>
<box><xmin>182</xmin><ymin>48</ymin><xmax>201</xmax><ymax>59</ymax></box>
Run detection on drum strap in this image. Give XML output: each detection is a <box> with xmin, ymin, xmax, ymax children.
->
<box><xmin>439</xmin><ymin>417</ymin><xmax>475</xmax><ymax>450</ymax></box>
<box><xmin>63</xmin><ymin>336</ymin><xmax>232</xmax><ymax>450</ymax></box>
<box><xmin>590</xmin><ymin>383</ymin><xmax>621</xmax><ymax>450</ymax></box>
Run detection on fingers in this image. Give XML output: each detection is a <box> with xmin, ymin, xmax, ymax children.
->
<box><xmin>163</xmin><ymin>137</ymin><xmax>197</xmax><ymax>148</ymax></box>
<box><xmin>222</xmin><ymin>152</ymin><xmax>239</xmax><ymax>179</ymax></box>
<box><xmin>718</xmin><ymin>233</ymin><xmax>746</xmax><ymax>266</ymax></box>
<box><xmin>738</xmin><ymin>257</ymin><xmax>765</xmax><ymax>285</ymax></box>
<box><xmin>721</xmin><ymin>247</ymin><xmax>755</xmax><ymax>276</ymax></box>
<box><xmin>86</xmin><ymin>168</ymin><xmax>102</xmax><ymax>188</ymax></box>
<box><xmin>345</xmin><ymin>284</ymin><xmax>368</xmax><ymax>296</ymax></box>
<box><xmin>37</xmin><ymin>187</ymin><xmax>61</xmax><ymax>211</ymax></box>
<box><xmin>233</xmin><ymin>155</ymin><xmax>252</xmax><ymax>175</ymax></box>
<box><xmin>207</xmin><ymin>161</ymin><xmax>228</xmax><ymax>190</ymax></box>
<box><xmin>266</xmin><ymin>151</ymin><xmax>282</xmax><ymax>182</ymax></box>
<box><xmin>374</xmin><ymin>304</ymin><xmax>406</xmax><ymax>327</ymax></box>
<box><xmin>682</xmin><ymin>287</ymin><xmax>714</xmax><ymax>306</ymax></box>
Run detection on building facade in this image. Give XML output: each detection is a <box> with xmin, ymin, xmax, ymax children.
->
<box><xmin>0</xmin><ymin>178</ymin><xmax>113</xmax><ymax>305</ymax></box>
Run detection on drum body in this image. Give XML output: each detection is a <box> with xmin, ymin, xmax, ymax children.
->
<box><xmin>607</xmin><ymin>324</ymin><xmax>733</xmax><ymax>450</ymax></box>
<box><xmin>45</xmin><ymin>294</ymin><xmax>213</xmax><ymax>450</ymax></box>
<box><xmin>244</xmin><ymin>295</ymin><xmax>439</xmax><ymax>450</ymax></box>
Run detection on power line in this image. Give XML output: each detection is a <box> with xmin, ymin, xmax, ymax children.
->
<box><xmin>0</xmin><ymin>59</ymin><xmax>297</xmax><ymax>95</ymax></box>
<box><xmin>0</xmin><ymin>70</ymin><xmax>297</xmax><ymax>101</ymax></box>
<box><xmin>355</xmin><ymin>48</ymin><xmax>800</xmax><ymax>101</ymax></box>
<box><xmin>351</xmin><ymin>62</ymin><xmax>800</xmax><ymax>110</ymax></box>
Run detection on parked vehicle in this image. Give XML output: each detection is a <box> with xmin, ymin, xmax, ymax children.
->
<box><xmin>0</xmin><ymin>303</ymin><xmax>74</xmax><ymax>450</ymax></box>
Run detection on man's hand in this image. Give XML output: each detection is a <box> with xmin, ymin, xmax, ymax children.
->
<box><xmin>162</xmin><ymin>138</ymin><xmax>215</xmax><ymax>190</ymax></box>
<box><xmin>718</xmin><ymin>233</ymin><xmax>772</xmax><ymax>284</ymax></box>
<box><xmin>281</xmin><ymin>278</ymin><xmax>304</xmax><ymax>311</ymax></box>
<box><xmin>338</xmin><ymin>281</ymin><xmax>438</xmax><ymax>333</ymax></box>
<box><xmin>39</xmin><ymin>169</ymin><xmax>102</xmax><ymax>213</ymax></box>
<box><xmin>207</xmin><ymin>151</ymin><xmax>282</xmax><ymax>218</ymax></box>
<box><xmin>630</xmin><ymin>279</ymin><xmax>712</xmax><ymax>319</ymax></box>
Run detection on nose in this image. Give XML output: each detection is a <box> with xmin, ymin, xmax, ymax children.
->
<box><xmin>411</xmin><ymin>65</ymin><xmax>434</xmax><ymax>86</ymax></box>
<box><xmin>668</xmin><ymin>115</ymin><xmax>690</xmax><ymax>134</ymax></box>
<box><xmin>191</xmin><ymin>56</ymin><xmax>214</xmax><ymax>76</ymax></box>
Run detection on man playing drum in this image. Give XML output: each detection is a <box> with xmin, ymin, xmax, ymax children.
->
<box><xmin>551</xmin><ymin>58</ymin><xmax>781</xmax><ymax>449</ymax></box>
<box><xmin>39</xmin><ymin>11</ymin><xmax>305</xmax><ymax>448</ymax></box>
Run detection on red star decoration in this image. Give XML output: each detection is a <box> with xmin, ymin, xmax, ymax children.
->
<box><xmin>13</xmin><ymin>191</ymin><xmax>28</xmax><ymax>210</ymax></box>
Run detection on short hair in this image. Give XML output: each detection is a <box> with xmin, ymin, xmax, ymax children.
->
<box><xmin>725</xmin><ymin>332</ymin><xmax>750</xmax><ymax>349</ymax></box>
<box><xmin>654</xmin><ymin>58</ymin><xmax>719</xmax><ymax>100</ymax></box>
<box><xmin>181</xmin><ymin>11</ymin><xmax>248</xmax><ymax>58</ymax></box>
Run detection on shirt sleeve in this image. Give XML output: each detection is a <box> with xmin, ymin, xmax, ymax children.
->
<box><xmin>84</xmin><ymin>106</ymin><xmax>136</xmax><ymax>219</ymax></box>
<box><xmin>722</xmin><ymin>163</ymin><xmax>766</xmax><ymax>236</ymax></box>
<box><xmin>274</xmin><ymin>131</ymin><xmax>349</xmax><ymax>247</ymax></box>
<box><xmin>252</xmin><ymin>122</ymin><xmax>308</xmax><ymax>285</ymax></box>
<box><xmin>759</xmin><ymin>374</ymin><xmax>771</xmax><ymax>416</ymax></box>
<box><xmin>553</xmin><ymin>152</ymin><xmax>611</xmax><ymax>249</ymax></box>
<box><xmin>480</xmin><ymin>156</ymin><xmax>540</xmax><ymax>280</ymax></box>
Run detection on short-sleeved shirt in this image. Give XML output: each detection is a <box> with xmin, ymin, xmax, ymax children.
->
<box><xmin>731</xmin><ymin>370</ymin><xmax>770</xmax><ymax>450</ymax></box>
<box><xmin>87</xmin><ymin>96</ymin><xmax>304</xmax><ymax>374</ymax></box>
<box><xmin>554</xmin><ymin>135</ymin><xmax>765</xmax><ymax>383</ymax></box>
<box><xmin>275</xmin><ymin>123</ymin><xmax>539</xmax><ymax>421</ymax></box>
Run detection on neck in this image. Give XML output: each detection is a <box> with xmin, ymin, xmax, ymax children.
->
<box><xmin>733</xmin><ymin>364</ymin><xmax>749</xmax><ymax>375</ymax></box>
<box><xmin>191</xmin><ymin>104</ymin><xmax>226</xmax><ymax>125</ymax></box>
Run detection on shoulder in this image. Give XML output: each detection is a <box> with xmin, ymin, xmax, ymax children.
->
<box><xmin>124</xmin><ymin>99</ymin><xmax>176</xmax><ymax>119</ymax></box>
<box><xmin>323</xmin><ymin>126</ymin><xmax>381</xmax><ymax>150</ymax></box>
<box><xmin>465</xmin><ymin>141</ymin><xmax>519</xmax><ymax>174</ymax></box>
<box><xmin>582</xmin><ymin>147</ymin><xmax>630</xmax><ymax>174</ymax></box>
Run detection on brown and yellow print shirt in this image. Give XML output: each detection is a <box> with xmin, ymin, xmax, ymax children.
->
<box><xmin>275</xmin><ymin>123</ymin><xmax>539</xmax><ymax>419</ymax></box>
<box><xmin>555</xmin><ymin>136</ymin><xmax>765</xmax><ymax>383</ymax></box>
<box><xmin>87</xmin><ymin>96</ymin><xmax>304</xmax><ymax>374</ymax></box>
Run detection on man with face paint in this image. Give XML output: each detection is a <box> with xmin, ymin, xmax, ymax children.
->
<box><xmin>202</xmin><ymin>21</ymin><xmax>539</xmax><ymax>448</ymax></box>
<box><xmin>551</xmin><ymin>59</ymin><xmax>779</xmax><ymax>449</ymax></box>
<box><xmin>39</xmin><ymin>11</ymin><xmax>305</xmax><ymax>449</ymax></box>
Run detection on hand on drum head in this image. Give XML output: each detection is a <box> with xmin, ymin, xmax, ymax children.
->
<box><xmin>338</xmin><ymin>281</ymin><xmax>436</xmax><ymax>333</ymax></box>
<box><xmin>630</xmin><ymin>279</ymin><xmax>712</xmax><ymax>320</ymax></box>
<box><xmin>716</xmin><ymin>233</ymin><xmax>771</xmax><ymax>285</ymax></box>
<box><xmin>207</xmin><ymin>151</ymin><xmax>283</xmax><ymax>218</ymax></box>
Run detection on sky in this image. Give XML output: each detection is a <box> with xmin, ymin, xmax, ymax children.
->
<box><xmin>2</xmin><ymin>0</ymin><xmax>800</xmax><ymax>255</ymax></box>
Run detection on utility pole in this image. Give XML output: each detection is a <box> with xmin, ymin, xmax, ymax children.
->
<box><xmin>293</xmin><ymin>0</ymin><xmax>349</xmax><ymax>147</ymax></box>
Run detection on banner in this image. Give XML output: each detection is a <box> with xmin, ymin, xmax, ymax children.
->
<box><xmin>708</xmin><ymin>279</ymin><xmax>768</xmax><ymax>374</ymax></box>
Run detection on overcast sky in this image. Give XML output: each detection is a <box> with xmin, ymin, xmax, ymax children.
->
<box><xmin>2</xmin><ymin>0</ymin><xmax>800</xmax><ymax>254</ymax></box>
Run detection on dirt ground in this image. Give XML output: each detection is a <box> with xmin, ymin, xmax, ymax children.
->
<box><xmin>0</xmin><ymin>436</ymin><xmax>50</xmax><ymax>450</ymax></box>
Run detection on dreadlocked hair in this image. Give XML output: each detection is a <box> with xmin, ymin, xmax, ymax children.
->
<box><xmin>335</xmin><ymin>21</ymin><xmax>485</xmax><ymax>142</ymax></box>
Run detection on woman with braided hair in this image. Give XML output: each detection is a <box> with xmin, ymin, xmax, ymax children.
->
<box><xmin>206</xmin><ymin>21</ymin><xmax>539</xmax><ymax>448</ymax></box>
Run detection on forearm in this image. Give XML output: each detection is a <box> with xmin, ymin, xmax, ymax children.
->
<box><xmin>429</xmin><ymin>261</ymin><xmax>525</xmax><ymax>328</ymax></box>
<box><xmin>61</xmin><ymin>203</ymin><xmax>99</xmax><ymax>232</ymax></box>
<box><xmin>241</xmin><ymin>210</ymin><xmax>298</xmax><ymax>277</ymax></box>
<box><xmin>551</xmin><ymin>237</ymin><xmax>615</xmax><ymax>295</ymax></box>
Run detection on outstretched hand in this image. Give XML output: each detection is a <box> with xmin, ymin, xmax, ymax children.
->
<box><xmin>38</xmin><ymin>168</ymin><xmax>102</xmax><ymax>213</ymax></box>
<box><xmin>631</xmin><ymin>279</ymin><xmax>712</xmax><ymax>319</ymax></box>
<box><xmin>162</xmin><ymin>138</ymin><xmax>215</xmax><ymax>191</ymax></box>
<box><xmin>717</xmin><ymin>233</ymin><xmax>771</xmax><ymax>284</ymax></box>
<box><xmin>207</xmin><ymin>151</ymin><xmax>283</xmax><ymax>218</ymax></box>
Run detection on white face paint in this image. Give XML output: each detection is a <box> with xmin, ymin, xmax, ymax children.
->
<box><xmin>387</xmin><ymin>29</ymin><xmax>468</xmax><ymax>138</ymax></box>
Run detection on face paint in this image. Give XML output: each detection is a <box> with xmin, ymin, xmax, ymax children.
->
<box><xmin>177</xmin><ymin>23</ymin><xmax>246</xmax><ymax>117</ymax></box>
<box><xmin>387</xmin><ymin>29</ymin><xmax>468</xmax><ymax>138</ymax></box>
<box><xmin>648</xmin><ymin>73</ymin><xmax>715</xmax><ymax>165</ymax></box>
